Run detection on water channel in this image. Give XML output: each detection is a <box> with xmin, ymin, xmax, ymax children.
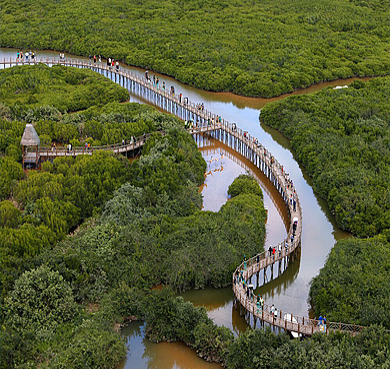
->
<box><xmin>1</xmin><ymin>48</ymin><xmax>353</xmax><ymax>368</ymax></box>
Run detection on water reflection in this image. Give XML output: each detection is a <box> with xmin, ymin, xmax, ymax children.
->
<box><xmin>119</xmin><ymin>322</ymin><xmax>222</xmax><ymax>369</ymax></box>
<box><xmin>197</xmin><ymin>136</ymin><xmax>289</xmax><ymax>246</ymax></box>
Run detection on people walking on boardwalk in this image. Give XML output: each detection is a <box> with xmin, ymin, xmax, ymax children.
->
<box><xmin>108</xmin><ymin>57</ymin><xmax>111</xmax><ymax>67</ymax></box>
<box><xmin>268</xmin><ymin>245</ymin><xmax>272</xmax><ymax>257</ymax></box>
<box><xmin>93</xmin><ymin>55</ymin><xmax>97</xmax><ymax>63</ymax></box>
<box><xmin>260</xmin><ymin>295</ymin><xmax>264</xmax><ymax>310</ymax></box>
<box><xmin>99</xmin><ymin>55</ymin><xmax>101</xmax><ymax>63</ymax></box>
<box><xmin>243</xmin><ymin>255</ymin><xmax>247</xmax><ymax>270</ymax></box>
<box><xmin>318</xmin><ymin>315</ymin><xmax>323</xmax><ymax>326</ymax></box>
<box><xmin>162</xmin><ymin>81</ymin><xmax>165</xmax><ymax>91</ymax></box>
<box><xmin>293</xmin><ymin>220</ymin><xmax>297</xmax><ymax>236</ymax></box>
<box><xmin>156</xmin><ymin>77</ymin><xmax>159</xmax><ymax>89</ymax></box>
<box><xmin>116</xmin><ymin>61</ymin><xmax>119</xmax><ymax>71</ymax></box>
<box><xmin>270</xmin><ymin>304</ymin><xmax>275</xmax><ymax>315</ymax></box>
<box><xmin>272</xmin><ymin>246</ymin><xmax>276</xmax><ymax>260</ymax></box>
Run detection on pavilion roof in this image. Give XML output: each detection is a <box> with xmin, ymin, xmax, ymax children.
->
<box><xmin>20</xmin><ymin>124</ymin><xmax>40</xmax><ymax>146</ymax></box>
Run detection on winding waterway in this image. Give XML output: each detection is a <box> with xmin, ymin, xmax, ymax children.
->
<box><xmin>1</xmin><ymin>48</ymin><xmax>354</xmax><ymax>368</ymax></box>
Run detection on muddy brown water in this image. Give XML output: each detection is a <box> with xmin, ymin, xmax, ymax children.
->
<box><xmin>0</xmin><ymin>48</ymin><xmax>354</xmax><ymax>368</ymax></box>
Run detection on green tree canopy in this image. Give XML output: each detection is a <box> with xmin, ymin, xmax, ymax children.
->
<box><xmin>4</xmin><ymin>266</ymin><xmax>78</xmax><ymax>337</ymax></box>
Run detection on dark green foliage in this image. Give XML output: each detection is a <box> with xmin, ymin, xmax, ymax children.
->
<box><xmin>14</xmin><ymin>151</ymin><xmax>131</xmax><ymax>236</ymax></box>
<box><xmin>225</xmin><ymin>325</ymin><xmax>390</xmax><ymax>369</ymax></box>
<box><xmin>38</xmin><ymin>320</ymin><xmax>126</xmax><ymax>369</ymax></box>
<box><xmin>261</xmin><ymin>77</ymin><xmax>390</xmax><ymax>237</ymax></box>
<box><xmin>1</xmin><ymin>312</ymin><xmax>125</xmax><ymax>369</ymax></box>
<box><xmin>126</xmin><ymin>128</ymin><xmax>206</xmax><ymax>216</ymax></box>
<box><xmin>194</xmin><ymin>322</ymin><xmax>233</xmax><ymax>362</ymax></box>
<box><xmin>0</xmin><ymin>223</ymin><xmax>56</xmax><ymax>299</ymax></box>
<box><xmin>162</xmin><ymin>193</ymin><xmax>267</xmax><ymax>290</ymax></box>
<box><xmin>0</xmin><ymin>64</ymin><xmax>129</xmax><ymax>113</ymax></box>
<box><xmin>228</xmin><ymin>174</ymin><xmax>263</xmax><ymax>199</ymax></box>
<box><xmin>4</xmin><ymin>266</ymin><xmax>78</xmax><ymax>337</ymax></box>
<box><xmin>0</xmin><ymin>156</ymin><xmax>24</xmax><ymax>200</ymax></box>
<box><xmin>309</xmin><ymin>235</ymin><xmax>390</xmax><ymax>328</ymax></box>
<box><xmin>144</xmin><ymin>289</ymin><xmax>209</xmax><ymax>341</ymax></box>
<box><xmin>261</xmin><ymin>76</ymin><xmax>390</xmax><ymax>331</ymax></box>
<box><xmin>142</xmin><ymin>288</ymin><xmax>234</xmax><ymax>361</ymax></box>
<box><xmin>0</xmin><ymin>200</ymin><xmax>22</xmax><ymax>228</ymax></box>
<box><xmin>1</xmin><ymin>0</ymin><xmax>389</xmax><ymax>97</ymax></box>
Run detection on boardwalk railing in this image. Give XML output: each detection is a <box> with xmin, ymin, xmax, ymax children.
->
<box><xmin>1</xmin><ymin>56</ymin><xmax>367</xmax><ymax>336</ymax></box>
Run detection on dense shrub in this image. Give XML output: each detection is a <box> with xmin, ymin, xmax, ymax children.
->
<box><xmin>0</xmin><ymin>64</ymin><xmax>129</xmax><ymax>113</ymax></box>
<box><xmin>225</xmin><ymin>325</ymin><xmax>390</xmax><ymax>369</ymax></box>
<box><xmin>309</xmin><ymin>235</ymin><xmax>390</xmax><ymax>328</ymax></box>
<box><xmin>260</xmin><ymin>77</ymin><xmax>390</xmax><ymax>237</ymax></box>
<box><xmin>4</xmin><ymin>266</ymin><xmax>78</xmax><ymax>337</ymax></box>
<box><xmin>228</xmin><ymin>174</ymin><xmax>263</xmax><ymax>199</ymax></box>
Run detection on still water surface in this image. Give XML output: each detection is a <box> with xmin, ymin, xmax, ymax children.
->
<box><xmin>1</xmin><ymin>48</ymin><xmax>353</xmax><ymax>368</ymax></box>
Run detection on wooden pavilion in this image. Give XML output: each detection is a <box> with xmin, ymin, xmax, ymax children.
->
<box><xmin>20</xmin><ymin>124</ymin><xmax>40</xmax><ymax>168</ymax></box>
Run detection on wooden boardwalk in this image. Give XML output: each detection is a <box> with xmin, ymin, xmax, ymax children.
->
<box><xmin>38</xmin><ymin>126</ymin><xmax>217</xmax><ymax>160</ymax></box>
<box><xmin>1</xmin><ymin>57</ymin><xmax>366</xmax><ymax>336</ymax></box>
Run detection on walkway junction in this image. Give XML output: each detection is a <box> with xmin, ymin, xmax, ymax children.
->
<box><xmin>2</xmin><ymin>57</ymin><xmax>365</xmax><ymax>337</ymax></box>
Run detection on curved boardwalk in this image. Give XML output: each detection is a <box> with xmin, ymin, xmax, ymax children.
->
<box><xmin>1</xmin><ymin>57</ymin><xmax>365</xmax><ymax>336</ymax></box>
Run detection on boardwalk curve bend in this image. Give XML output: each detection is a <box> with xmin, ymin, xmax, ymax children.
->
<box><xmin>1</xmin><ymin>57</ymin><xmax>365</xmax><ymax>336</ymax></box>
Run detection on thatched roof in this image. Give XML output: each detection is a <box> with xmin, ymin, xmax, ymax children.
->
<box><xmin>20</xmin><ymin>124</ymin><xmax>40</xmax><ymax>146</ymax></box>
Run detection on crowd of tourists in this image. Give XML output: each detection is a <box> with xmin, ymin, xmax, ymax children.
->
<box><xmin>16</xmin><ymin>50</ymin><xmax>36</xmax><ymax>61</ymax></box>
